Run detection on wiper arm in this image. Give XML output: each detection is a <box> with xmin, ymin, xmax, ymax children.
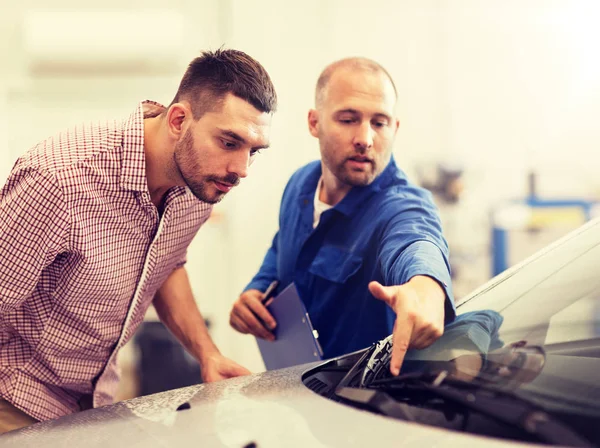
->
<box><xmin>335</xmin><ymin>373</ymin><xmax>593</xmax><ymax>447</ymax></box>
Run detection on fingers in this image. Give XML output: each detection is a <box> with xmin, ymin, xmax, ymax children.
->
<box><xmin>230</xmin><ymin>290</ymin><xmax>276</xmax><ymax>341</ymax></box>
<box><xmin>229</xmin><ymin>313</ymin><xmax>250</xmax><ymax>334</ymax></box>
<box><xmin>368</xmin><ymin>281</ymin><xmax>395</xmax><ymax>307</ymax></box>
<box><xmin>409</xmin><ymin>312</ymin><xmax>444</xmax><ymax>349</ymax></box>
<box><xmin>226</xmin><ymin>363</ymin><xmax>251</xmax><ymax>378</ymax></box>
<box><xmin>390</xmin><ymin>316</ymin><xmax>443</xmax><ymax>373</ymax></box>
<box><xmin>390</xmin><ymin>303</ymin><xmax>443</xmax><ymax>374</ymax></box>
<box><xmin>410</xmin><ymin>333</ymin><xmax>435</xmax><ymax>350</ymax></box>
<box><xmin>231</xmin><ymin>304</ymin><xmax>275</xmax><ymax>341</ymax></box>
<box><xmin>373</xmin><ymin>280</ymin><xmax>446</xmax><ymax>374</ymax></box>
<box><xmin>201</xmin><ymin>372</ymin><xmax>218</xmax><ymax>383</ymax></box>
<box><xmin>202</xmin><ymin>356</ymin><xmax>252</xmax><ymax>382</ymax></box>
<box><xmin>244</xmin><ymin>295</ymin><xmax>276</xmax><ymax>330</ymax></box>
<box><xmin>218</xmin><ymin>361</ymin><xmax>252</xmax><ymax>379</ymax></box>
<box><xmin>390</xmin><ymin>309</ymin><xmax>414</xmax><ymax>376</ymax></box>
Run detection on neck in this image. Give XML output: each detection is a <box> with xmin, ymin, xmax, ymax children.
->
<box><xmin>319</xmin><ymin>168</ymin><xmax>352</xmax><ymax>206</ymax></box>
<box><xmin>144</xmin><ymin>116</ymin><xmax>178</xmax><ymax>208</ymax></box>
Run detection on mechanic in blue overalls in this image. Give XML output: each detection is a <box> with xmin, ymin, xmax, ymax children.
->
<box><xmin>229</xmin><ymin>57</ymin><xmax>455</xmax><ymax>376</ymax></box>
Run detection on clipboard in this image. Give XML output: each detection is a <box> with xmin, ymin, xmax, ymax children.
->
<box><xmin>256</xmin><ymin>283</ymin><xmax>324</xmax><ymax>370</ymax></box>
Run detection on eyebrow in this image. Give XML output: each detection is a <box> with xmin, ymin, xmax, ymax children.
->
<box><xmin>220</xmin><ymin>129</ymin><xmax>270</xmax><ymax>150</ymax></box>
<box><xmin>335</xmin><ymin>108</ymin><xmax>392</xmax><ymax>121</ymax></box>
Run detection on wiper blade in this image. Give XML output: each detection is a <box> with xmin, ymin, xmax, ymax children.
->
<box><xmin>335</xmin><ymin>374</ymin><xmax>593</xmax><ymax>447</ymax></box>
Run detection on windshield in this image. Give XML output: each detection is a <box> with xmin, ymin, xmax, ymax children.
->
<box><xmin>303</xmin><ymin>219</ymin><xmax>600</xmax><ymax>446</ymax></box>
<box><xmin>452</xmin><ymin>219</ymin><xmax>600</xmax><ymax>419</ymax></box>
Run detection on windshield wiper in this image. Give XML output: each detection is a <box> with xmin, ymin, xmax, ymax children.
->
<box><xmin>335</xmin><ymin>373</ymin><xmax>593</xmax><ymax>447</ymax></box>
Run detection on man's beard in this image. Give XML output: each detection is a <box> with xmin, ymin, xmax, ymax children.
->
<box><xmin>185</xmin><ymin>173</ymin><xmax>240</xmax><ymax>204</ymax></box>
<box><xmin>338</xmin><ymin>159</ymin><xmax>375</xmax><ymax>186</ymax></box>
<box><xmin>323</xmin><ymin>150</ymin><xmax>376</xmax><ymax>187</ymax></box>
<box><xmin>174</xmin><ymin>130</ymin><xmax>240</xmax><ymax>204</ymax></box>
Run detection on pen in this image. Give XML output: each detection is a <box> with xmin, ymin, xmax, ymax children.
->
<box><xmin>262</xmin><ymin>280</ymin><xmax>280</xmax><ymax>305</ymax></box>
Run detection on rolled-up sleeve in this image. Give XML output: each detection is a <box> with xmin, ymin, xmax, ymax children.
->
<box><xmin>391</xmin><ymin>240</ymin><xmax>455</xmax><ymax>321</ymax></box>
<box><xmin>378</xmin><ymin>195</ymin><xmax>456</xmax><ymax>323</ymax></box>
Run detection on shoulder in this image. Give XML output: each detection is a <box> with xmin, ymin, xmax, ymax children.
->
<box><xmin>370</xmin><ymin>171</ymin><xmax>442</xmax><ymax>231</ymax></box>
<box><xmin>377</xmin><ymin>171</ymin><xmax>436</xmax><ymax>210</ymax></box>
<box><xmin>281</xmin><ymin>160</ymin><xmax>321</xmax><ymax>197</ymax></box>
<box><xmin>386</xmin><ymin>181</ymin><xmax>435</xmax><ymax>204</ymax></box>
<box><xmin>17</xmin><ymin>119</ymin><xmax>124</xmax><ymax>176</ymax></box>
<box><xmin>0</xmin><ymin>164</ymin><xmax>68</xmax><ymax>227</ymax></box>
<box><xmin>287</xmin><ymin>160</ymin><xmax>321</xmax><ymax>186</ymax></box>
<box><xmin>2</xmin><ymin>163</ymin><xmax>61</xmax><ymax>195</ymax></box>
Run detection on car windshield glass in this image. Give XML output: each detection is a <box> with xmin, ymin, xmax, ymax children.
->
<box><xmin>439</xmin><ymin>220</ymin><xmax>600</xmax><ymax>419</ymax></box>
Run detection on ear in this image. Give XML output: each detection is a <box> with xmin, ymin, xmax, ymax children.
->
<box><xmin>308</xmin><ymin>109</ymin><xmax>320</xmax><ymax>138</ymax></box>
<box><xmin>393</xmin><ymin>118</ymin><xmax>400</xmax><ymax>138</ymax></box>
<box><xmin>166</xmin><ymin>103</ymin><xmax>191</xmax><ymax>139</ymax></box>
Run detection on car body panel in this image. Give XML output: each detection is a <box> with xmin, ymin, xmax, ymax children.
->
<box><xmin>3</xmin><ymin>363</ymin><xmax>540</xmax><ymax>447</ymax></box>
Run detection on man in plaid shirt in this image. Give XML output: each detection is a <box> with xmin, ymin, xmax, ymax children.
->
<box><xmin>0</xmin><ymin>49</ymin><xmax>277</xmax><ymax>433</ymax></box>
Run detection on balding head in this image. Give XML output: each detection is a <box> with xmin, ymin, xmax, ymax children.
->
<box><xmin>307</xmin><ymin>57</ymin><xmax>400</xmax><ymax>196</ymax></box>
<box><xmin>315</xmin><ymin>57</ymin><xmax>398</xmax><ymax>109</ymax></box>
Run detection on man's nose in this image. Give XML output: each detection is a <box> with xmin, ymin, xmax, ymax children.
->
<box><xmin>353</xmin><ymin>121</ymin><xmax>374</xmax><ymax>151</ymax></box>
<box><xmin>228</xmin><ymin>151</ymin><xmax>249</xmax><ymax>179</ymax></box>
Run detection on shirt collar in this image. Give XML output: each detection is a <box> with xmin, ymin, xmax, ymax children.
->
<box><xmin>120</xmin><ymin>100</ymin><xmax>164</xmax><ymax>192</ymax></box>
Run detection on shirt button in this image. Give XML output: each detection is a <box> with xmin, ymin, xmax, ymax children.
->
<box><xmin>303</xmin><ymin>199</ymin><xmax>309</xmax><ymax>206</ymax></box>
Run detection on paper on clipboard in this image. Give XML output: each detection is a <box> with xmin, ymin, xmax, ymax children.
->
<box><xmin>256</xmin><ymin>283</ymin><xmax>323</xmax><ymax>370</ymax></box>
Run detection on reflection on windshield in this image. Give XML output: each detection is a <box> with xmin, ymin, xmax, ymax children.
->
<box><xmin>304</xmin><ymin>307</ymin><xmax>597</xmax><ymax>446</ymax></box>
<box><xmin>458</xmin><ymin>220</ymin><xmax>600</xmax><ymax>348</ymax></box>
<box><xmin>333</xmin><ymin>309</ymin><xmax>595</xmax><ymax>445</ymax></box>
<box><xmin>357</xmin><ymin>310</ymin><xmax>508</xmax><ymax>387</ymax></box>
<box><xmin>400</xmin><ymin>310</ymin><xmax>546</xmax><ymax>388</ymax></box>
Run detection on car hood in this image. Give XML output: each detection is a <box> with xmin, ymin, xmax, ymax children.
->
<box><xmin>3</xmin><ymin>363</ymin><xmax>544</xmax><ymax>448</ymax></box>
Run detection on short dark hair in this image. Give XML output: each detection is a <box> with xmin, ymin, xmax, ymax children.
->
<box><xmin>170</xmin><ymin>48</ymin><xmax>277</xmax><ymax>119</ymax></box>
<box><xmin>315</xmin><ymin>57</ymin><xmax>397</xmax><ymax>108</ymax></box>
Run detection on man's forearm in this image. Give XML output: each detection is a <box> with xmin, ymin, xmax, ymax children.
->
<box><xmin>153</xmin><ymin>267</ymin><xmax>219</xmax><ymax>363</ymax></box>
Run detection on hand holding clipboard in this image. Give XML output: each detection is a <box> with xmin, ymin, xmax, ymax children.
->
<box><xmin>256</xmin><ymin>283</ymin><xmax>324</xmax><ymax>370</ymax></box>
<box><xmin>230</xmin><ymin>283</ymin><xmax>279</xmax><ymax>341</ymax></box>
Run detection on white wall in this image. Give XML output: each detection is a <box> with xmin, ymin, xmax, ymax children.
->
<box><xmin>4</xmin><ymin>0</ymin><xmax>224</xmax><ymax>160</ymax></box>
<box><xmin>444</xmin><ymin>0</ymin><xmax>600</xmax><ymax>202</ymax></box>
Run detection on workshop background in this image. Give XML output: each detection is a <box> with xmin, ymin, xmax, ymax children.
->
<box><xmin>1</xmin><ymin>0</ymin><xmax>599</xmax><ymax>400</ymax></box>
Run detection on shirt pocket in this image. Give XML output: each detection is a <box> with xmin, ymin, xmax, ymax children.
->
<box><xmin>308</xmin><ymin>246</ymin><xmax>363</xmax><ymax>284</ymax></box>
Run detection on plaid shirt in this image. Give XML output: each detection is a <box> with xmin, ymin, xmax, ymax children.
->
<box><xmin>0</xmin><ymin>101</ymin><xmax>212</xmax><ymax>421</ymax></box>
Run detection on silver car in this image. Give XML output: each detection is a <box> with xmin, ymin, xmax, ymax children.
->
<box><xmin>3</xmin><ymin>220</ymin><xmax>600</xmax><ymax>447</ymax></box>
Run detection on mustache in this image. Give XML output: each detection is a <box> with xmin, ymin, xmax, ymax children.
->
<box><xmin>346</xmin><ymin>154</ymin><xmax>374</xmax><ymax>164</ymax></box>
<box><xmin>208</xmin><ymin>173</ymin><xmax>241</xmax><ymax>187</ymax></box>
